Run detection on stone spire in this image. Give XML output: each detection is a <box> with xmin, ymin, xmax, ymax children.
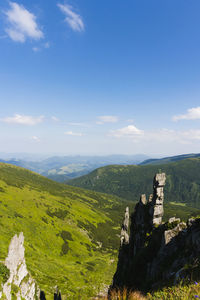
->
<box><xmin>120</xmin><ymin>207</ymin><xmax>129</xmax><ymax>246</ymax></box>
<box><xmin>149</xmin><ymin>173</ymin><xmax>166</xmax><ymax>226</ymax></box>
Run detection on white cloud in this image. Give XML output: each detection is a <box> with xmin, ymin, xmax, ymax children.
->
<box><xmin>31</xmin><ymin>136</ymin><xmax>40</xmax><ymax>142</ymax></box>
<box><xmin>51</xmin><ymin>116</ymin><xmax>59</xmax><ymax>122</ymax></box>
<box><xmin>173</xmin><ymin>107</ymin><xmax>200</xmax><ymax>121</ymax></box>
<box><xmin>110</xmin><ymin>125</ymin><xmax>200</xmax><ymax>145</ymax></box>
<box><xmin>57</xmin><ymin>3</ymin><xmax>84</xmax><ymax>32</ymax></box>
<box><xmin>127</xmin><ymin>119</ymin><xmax>134</xmax><ymax>123</ymax></box>
<box><xmin>97</xmin><ymin>115</ymin><xmax>119</xmax><ymax>124</ymax></box>
<box><xmin>67</xmin><ymin>122</ymin><xmax>89</xmax><ymax>127</ymax></box>
<box><xmin>145</xmin><ymin>128</ymin><xmax>200</xmax><ymax>144</ymax></box>
<box><xmin>65</xmin><ymin>131</ymin><xmax>83</xmax><ymax>136</ymax></box>
<box><xmin>4</xmin><ymin>2</ymin><xmax>43</xmax><ymax>43</ymax></box>
<box><xmin>32</xmin><ymin>46</ymin><xmax>40</xmax><ymax>52</ymax></box>
<box><xmin>44</xmin><ymin>42</ymin><xmax>50</xmax><ymax>48</ymax></box>
<box><xmin>1</xmin><ymin>114</ymin><xmax>44</xmax><ymax>125</ymax></box>
<box><xmin>110</xmin><ymin>125</ymin><xmax>144</xmax><ymax>138</ymax></box>
<box><xmin>181</xmin><ymin>129</ymin><xmax>200</xmax><ymax>140</ymax></box>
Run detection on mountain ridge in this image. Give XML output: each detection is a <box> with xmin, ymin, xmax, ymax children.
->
<box><xmin>68</xmin><ymin>157</ymin><xmax>200</xmax><ymax>208</ymax></box>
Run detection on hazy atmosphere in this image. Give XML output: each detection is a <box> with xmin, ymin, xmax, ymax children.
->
<box><xmin>1</xmin><ymin>0</ymin><xmax>200</xmax><ymax>156</ymax></box>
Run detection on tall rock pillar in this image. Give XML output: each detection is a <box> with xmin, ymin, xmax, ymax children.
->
<box><xmin>149</xmin><ymin>173</ymin><xmax>166</xmax><ymax>226</ymax></box>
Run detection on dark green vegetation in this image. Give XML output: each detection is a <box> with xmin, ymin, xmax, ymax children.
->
<box><xmin>68</xmin><ymin>158</ymin><xmax>200</xmax><ymax>208</ymax></box>
<box><xmin>0</xmin><ymin>263</ymin><xmax>10</xmax><ymax>285</ymax></box>
<box><xmin>0</xmin><ymin>163</ymin><xmax>135</xmax><ymax>299</ymax></box>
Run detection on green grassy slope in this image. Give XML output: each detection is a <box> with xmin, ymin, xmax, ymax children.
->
<box><xmin>68</xmin><ymin>158</ymin><xmax>200</xmax><ymax>208</ymax></box>
<box><xmin>0</xmin><ymin>163</ymin><xmax>199</xmax><ymax>299</ymax></box>
<box><xmin>0</xmin><ymin>163</ymin><xmax>136</xmax><ymax>299</ymax></box>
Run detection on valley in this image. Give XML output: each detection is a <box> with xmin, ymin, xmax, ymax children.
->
<box><xmin>0</xmin><ymin>162</ymin><xmax>199</xmax><ymax>298</ymax></box>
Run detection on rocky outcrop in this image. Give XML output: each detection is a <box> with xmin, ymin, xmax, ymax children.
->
<box><xmin>111</xmin><ymin>173</ymin><xmax>200</xmax><ymax>294</ymax></box>
<box><xmin>150</xmin><ymin>173</ymin><xmax>166</xmax><ymax>226</ymax></box>
<box><xmin>0</xmin><ymin>233</ymin><xmax>64</xmax><ymax>300</ymax></box>
<box><xmin>0</xmin><ymin>232</ymin><xmax>37</xmax><ymax>300</ymax></box>
<box><xmin>120</xmin><ymin>207</ymin><xmax>129</xmax><ymax>246</ymax></box>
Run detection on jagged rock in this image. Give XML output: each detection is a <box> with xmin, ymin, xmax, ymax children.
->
<box><xmin>187</xmin><ymin>218</ymin><xmax>196</xmax><ymax>226</ymax></box>
<box><xmin>168</xmin><ymin>217</ymin><xmax>180</xmax><ymax>223</ymax></box>
<box><xmin>140</xmin><ymin>194</ymin><xmax>147</xmax><ymax>205</ymax></box>
<box><xmin>164</xmin><ymin>222</ymin><xmax>186</xmax><ymax>245</ymax></box>
<box><xmin>148</xmin><ymin>194</ymin><xmax>153</xmax><ymax>202</ymax></box>
<box><xmin>111</xmin><ymin>173</ymin><xmax>200</xmax><ymax>295</ymax></box>
<box><xmin>120</xmin><ymin>207</ymin><xmax>129</xmax><ymax>246</ymax></box>
<box><xmin>0</xmin><ymin>232</ymin><xmax>37</xmax><ymax>300</ymax></box>
<box><xmin>150</xmin><ymin>173</ymin><xmax>166</xmax><ymax>226</ymax></box>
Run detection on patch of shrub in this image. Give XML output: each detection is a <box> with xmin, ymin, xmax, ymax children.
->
<box><xmin>60</xmin><ymin>230</ymin><xmax>73</xmax><ymax>241</ymax></box>
<box><xmin>0</xmin><ymin>187</ymin><xmax>5</xmax><ymax>193</ymax></box>
<box><xmin>14</xmin><ymin>212</ymin><xmax>23</xmax><ymax>218</ymax></box>
<box><xmin>11</xmin><ymin>283</ymin><xmax>19</xmax><ymax>299</ymax></box>
<box><xmin>86</xmin><ymin>265</ymin><xmax>94</xmax><ymax>271</ymax></box>
<box><xmin>60</xmin><ymin>241</ymin><xmax>70</xmax><ymax>255</ymax></box>
<box><xmin>41</xmin><ymin>217</ymin><xmax>48</xmax><ymax>224</ymax></box>
<box><xmin>46</xmin><ymin>208</ymin><xmax>68</xmax><ymax>220</ymax></box>
<box><xmin>0</xmin><ymin>263</ymin><xmax>9</xmax><ymax>284</ymax></box>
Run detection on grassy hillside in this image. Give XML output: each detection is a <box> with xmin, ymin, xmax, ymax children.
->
<box><xmin>68</xmin><ymin>158</ymin><xmax>200</xmax><ymax>208</ymax></box>
<box><xmin>0</xmin><ymin>163</ymin><xmax>199</xmax><ymax>299</ymax></box>
<box><xmin>0</xmin><ymin>163</ymin><xmax>135</xmax><ymax>299</ymax></box>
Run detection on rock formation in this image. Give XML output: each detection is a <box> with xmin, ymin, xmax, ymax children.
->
<box><xmin>0</xmin><ymin>232</ymin><xmax>37</xmax><ymax>300</ymax></box>
<box><xmin>120</xmin><ymin>207</ymin><xmax>129</xmax><ymax>246</ymax></box>
<box><xmin>111</xmin><ymin>172</ymin><xmax>200</xmax><ymax>294</ymax></box>
<box><xmin>0</xmin><ymin>233</ymin><xmax>64</xmax><ymax>300</ymax></box>
<box><xmin>150</xmin><ymin>172</ymin><xmax>166</xmax><ymax>226</ymax></box>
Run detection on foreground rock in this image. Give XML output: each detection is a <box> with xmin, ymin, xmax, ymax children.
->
<box><xmin>0</xmin><ymin>232</ymin><xmax>37</xmax><ymax>300</ymax></box>
<box><xmin>111</xmin><ymin>173</ymin><xmax>200</xmax><ymax>293</ymax></box>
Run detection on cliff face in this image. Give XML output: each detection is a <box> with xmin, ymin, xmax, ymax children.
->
<box><xmin>112</xmin><ymin>173</ymin><xmax>200</xmax><ymax>293</ymax></box>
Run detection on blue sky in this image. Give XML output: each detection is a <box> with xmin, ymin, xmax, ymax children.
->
<box><xmin>1</xmin><ymin>0</ymin><xmax>200</xmax><ymax>156</ymax></box>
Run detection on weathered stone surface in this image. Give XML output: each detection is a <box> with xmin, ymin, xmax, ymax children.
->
<box><xmin>164</xmin><ymin>222</ymin><xmax>186</xmax><ymax>245</ymax></box>
<box><xmin>140</xmin><ymin>194</ymin><xmax>147</xmax><ymax>205</ymax></box>
<box><xmin>168</xmin><ymin>217</ymin><xmax>181</xmax><ymax>223</ymax></box>
<box><xmin>1</xmin><ymin>233</ymin><xmax>37</xmax><ymax>300</ymax></box>
<box><xmin>120</xmin><ymin>207</ymin><xmax>129</xmax><ymax>246</ymax></box>
<box><xmin>150</xmin><ymin>173</ymin><xmax>166</xmax><ymax>226</ymax></box>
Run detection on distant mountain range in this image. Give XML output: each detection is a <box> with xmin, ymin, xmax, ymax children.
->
<box><xmin>0</xmin><ymin>154</ymin><xmax>149</xmax><ymax>182</ymax></box>
<box><xmin>1</xmin><ymin>153</ymin><xmax>200</xmax><ymax>184</ymax></box>
<box><xmin>140</xmin><ymin>153</ymin><xmax>200</xmax><ymax>165</ymax></box>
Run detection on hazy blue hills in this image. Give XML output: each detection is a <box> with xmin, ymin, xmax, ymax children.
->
<box><xmin>140</xmin><ymin>153</ymin><xmax>200</xmax><ymax>165</ymax></box>
<box><xmin>68</xmin><ymin>157</ymin><xmax>200</xmax><ymax>208</ymax></box>
<box><xmin>0</xmin><ymin>154</ymin><xmax>149</xmax><ymax>182</ymax></box>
